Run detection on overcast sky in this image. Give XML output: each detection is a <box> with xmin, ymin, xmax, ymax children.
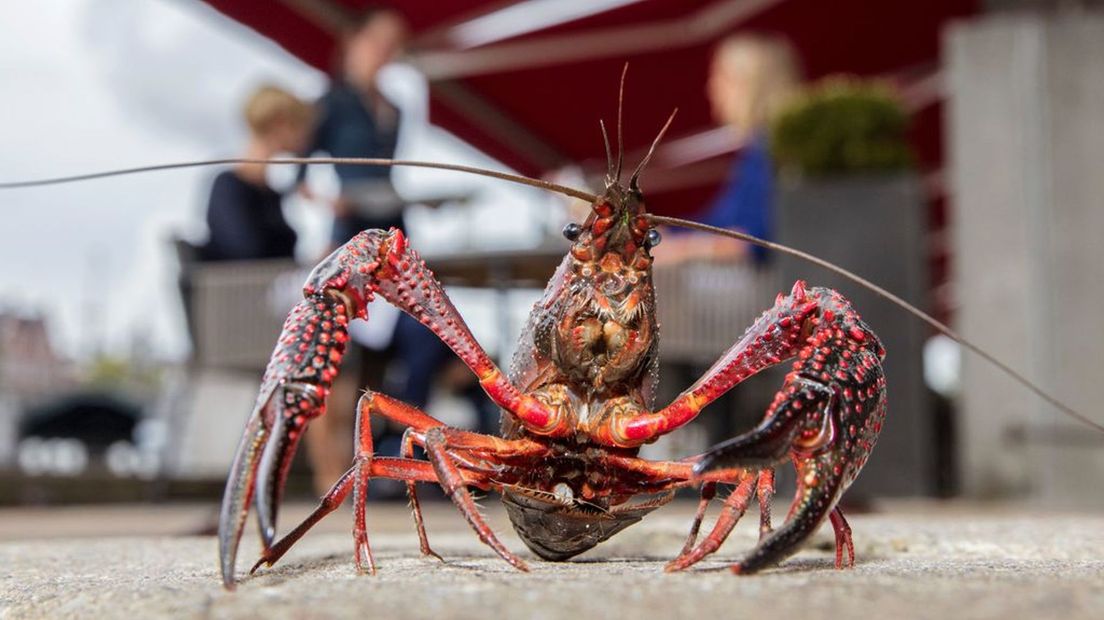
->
<box><xmin>0</xmin><ymin>0</ymin><xmax>554</xmax><ymax>361</ymax></box>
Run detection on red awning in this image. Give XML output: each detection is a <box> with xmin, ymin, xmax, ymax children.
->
<box><xmin>201</xmin><ymin>0</ymin><xmax>977</xmax><ymax>215</ymax></box>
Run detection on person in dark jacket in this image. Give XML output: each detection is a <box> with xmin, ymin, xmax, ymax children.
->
<box><xmin>294</xmin><ymin>7</ymin><xmax>412</xmax><ymax>495</ymax></box>
<box><xmin>202</xmin><ymin>85</ymin><xmax>312</xmax><ymax>262</ymax></box>
<box><xmin>297</xmin><ymin>8</ymin><xmax>496</xmax><ymax>496</ymax></box>
<box><xmin>297</xmin><ymin>6</ymin><xmax>408</xmax><ymax>248</ymax></box>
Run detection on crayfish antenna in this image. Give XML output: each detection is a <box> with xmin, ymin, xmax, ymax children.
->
<box><xmin>600</xmin><ymin>119</ymin><xmax>615</xmax><ymax>184</ymax></box>
<box><xmin>629</xmin><ymin>108</ymin><xmax>678</xmax><ymax>190</ymax></box>
<box><xmin>615</xmin><ymin>62</ymin><xmax>628</xmax><ymax>182</ymax></box>
<box><xmin>0</xmin><ymin>158</ymin><xmax>598</xmax><ymax>203</ymax></box>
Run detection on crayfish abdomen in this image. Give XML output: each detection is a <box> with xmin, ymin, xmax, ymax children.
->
<box><xmin>499</xmin><ymin>436</ymin><xmax>673</xmax><ymax>561</ymax></box>
<box><xmin>502</xmin><ymin>486</ymin><xmax>668</xmax><ymax>560</ymax></box>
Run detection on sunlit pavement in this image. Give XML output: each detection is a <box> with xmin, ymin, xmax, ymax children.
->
<box><xmin>1</xmin><ymin>501</ymin><xmax>1102</xmax><ymax>619</ymax></box>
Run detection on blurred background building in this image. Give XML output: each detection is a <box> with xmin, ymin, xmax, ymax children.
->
<box><xmin>1</xmin><ymin>0</ymin><xmax>1101</xmax><ymax>509</ymax></box>
<box><xmin>0</xmin><ymin>310</ymin><xmax>75</xmax><ymax>466</ymax></box>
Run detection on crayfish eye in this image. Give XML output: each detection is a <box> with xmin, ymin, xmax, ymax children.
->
<box><xmin>562</xmin><ymin>222</ymin><xmax>583</xmax><ymax>241</ymax></box>
<box><xmin>645</xmin><ymin>228</ymin><xmax>662</xmax><ymax>249</ymax></box>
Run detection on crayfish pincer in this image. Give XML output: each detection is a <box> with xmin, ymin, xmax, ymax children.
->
<box><xmin>217</xmin><ymin>121</ymin><xmax>887</xmax><ymax>586</ymax></box>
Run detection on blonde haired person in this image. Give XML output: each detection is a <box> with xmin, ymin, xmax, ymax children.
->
<box><xmin>655</xmin><ymin>34</ymin><xmax>800</xmax><ymax>264</ymax></box>
<box><xmin>202</xmin><ymin>84</ymin><xmax>313</xmax><ymax>261</ymax></box>
<box><xmin>708</xmin><ymin>34</ymin><xmax>800</xmax><ymax>142</ymax></box>
<box><xmin>244</xmin><ymin>86</ymin><xmax>314</xmax><ymax>151</ymax></box>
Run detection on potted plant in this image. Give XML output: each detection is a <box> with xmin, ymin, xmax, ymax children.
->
<box><xmin>771</xmin><ymin>76</ymin><xmax>914</xmax><ymax>175</ymax></box>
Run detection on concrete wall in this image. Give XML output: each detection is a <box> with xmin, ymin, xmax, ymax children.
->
<box><xmin>947</xmin><ymin>11</ymin><xmax>1104</xmax><ymax>506</ymax></box>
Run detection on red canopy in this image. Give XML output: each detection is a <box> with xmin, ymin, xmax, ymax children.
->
<box><xmin>202</xmin><ymin>0</ymin><xmax>976</xmax><ymax>216</ymax></box>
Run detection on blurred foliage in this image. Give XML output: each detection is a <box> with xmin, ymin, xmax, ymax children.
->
<box><xmin>83</xmin><ymin>355</ymin><xmax>162</xmax><ymax>393</ymax></box>
<box><xmin>770</xmin><ymin>76</ymin><xmax>914</xmax><ymax>176</ymax></box>
<box><xmin>85</xmin><ymin>356</ymin><xmax>129</xmax><ymax>386</ymax></box>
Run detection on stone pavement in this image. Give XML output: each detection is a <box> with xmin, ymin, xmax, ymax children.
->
<box><xmin>1</xmin><ymin>501</ymin><xmax>1101</xmax><ymax>619</ymax></box>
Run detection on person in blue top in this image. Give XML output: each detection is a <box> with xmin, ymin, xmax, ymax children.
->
<box><xmin>656</xmin><ymin>34</ymin><xmax>801</xmax><ymax>265</ymax></box>
<box><xmin>696</xmin><ymin>131</ymin><xmax>775</xmax><ymax>263</ymax></box>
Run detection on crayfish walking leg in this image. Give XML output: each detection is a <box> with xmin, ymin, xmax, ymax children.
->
<box><xmin>667</xmin><ymin>474</ymin><xmax>758</xmax><ymax>571</ymax></box>
<box><xmin>400</xmin><ymin>427</ymin><xmax>442</xmax><ymax>560</ymax></box>
<box><xmin>247</xmin><ymin>391</ymin><xmax>547</xmax><ymax>576</ymax></box>
<box><xmin>677</xmin><ymin>482</ymin><xmax>716</xmax><ymax>556</ymax></box>
<box><xmin>348</xmin><ymin>391</ymin><xmax>544</xmax><ymax>573</ymax></box>
<box><xmin>673</xmin><ymin>468</ymin><xmax>776</xmax><ymax>564</ymax></box>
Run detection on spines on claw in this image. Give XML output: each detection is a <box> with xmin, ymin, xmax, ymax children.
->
<box><xmin>305</xmin><ymin>228</ymin><xmax>504</xmax><ymax>387</ymax></box>
<box><xmin>254</xmin><ymin>295</ymin><xmax>350</xmax><ymax>541</ymax></box>
<box><xmin>695</xmin><ymin>282</ymin><xmax>886</xmax><ymax>574</ymax></box>
<box><xmin>218</xmin><ymin>292</ymin><xmax>350</xmax><ymax>588</ymax></box>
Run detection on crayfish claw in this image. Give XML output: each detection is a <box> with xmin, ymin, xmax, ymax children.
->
<box><xmin>253</xmin><ymin>406</ymin><xmax>288</xmax><ymax>549</ymax></box>
<box><xmin>688</xmin><ymin>286</ymin><xmax>886</xmax><ymax>575</ymax></box>
<box><xmin>692</xmin><ymin>380</ymin><xmax>826</xmax><ymax>474</ymax></box>
<box><xmin>254</xmin><ymin>383</ymin><xmax>325</xmax><ymax>550</ymax></box>
<box><xmin>217</xmin><ymin>294</ymin><xmax>350</xmax><ymax>588</ymax></box>
<box><xmin>218</xmin><ymin>412</ymin><xmax>268</xmax><ymax>590</ymax></box>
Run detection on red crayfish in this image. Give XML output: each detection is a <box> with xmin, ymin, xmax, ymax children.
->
<box><xmin>2</xmin><ymin>79</ymin><xmax>1098</xmax><ymax>592</ymax></box>
<box><xmin>214</xmin><ymin>107</ymin><xmax>887</xmax><ymax>588</ymax></box>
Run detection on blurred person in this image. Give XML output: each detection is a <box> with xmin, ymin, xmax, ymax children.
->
<box><xmin>647</xmin><ymin>35</ymin><xmax>801</xmax><ymax>451</ymax></box>
<box><xmin>296</xmin><ymin>7</ymin><xmax>408</xmax><ymax>495</ymax></box>
<box><xmin>187</xmin><ymin>86</ymin><xmax>310</xmax><ymax>532</ymax></box>
<box><xmin>297</xmin><ymin>6</ymin><xmax>409</xmax><ymax>247</ymax></box>
<box><xmin>297</xmin><ymin>7</ymin><xmax>493</xmax><ymax>495</ymax></box>
<box><xmin>653</xmin><ymin>34</ymin><xmax>801</xmax><ymax>265</ymax></box>
<box><xmin>201</xmin><ymin>85</ymin><xmax>312</xmax><ymax>261</ymax></box>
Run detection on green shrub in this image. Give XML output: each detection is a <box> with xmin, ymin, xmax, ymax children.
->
<box><xmin>770</xmin><ymin>76</ymin><xmax>914</xmax><ymax>176</ymax></box>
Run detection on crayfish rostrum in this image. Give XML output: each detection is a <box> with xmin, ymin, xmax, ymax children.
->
<box><xmin>217</xmin><ymin>118</ymin><xmax>886</xmax><ymax>587</ymax></box>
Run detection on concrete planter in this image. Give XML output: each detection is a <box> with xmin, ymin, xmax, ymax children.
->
<box><xmin>775</xmin><ymin>173</ymin><xmax>931</xmax><ymax>497</ymax></box>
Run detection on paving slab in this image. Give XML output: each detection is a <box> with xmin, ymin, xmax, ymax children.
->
<box><xmin>1</xmin><ymin>502</ymin><xmax>1101</xmax><ymax>619</ymax></box>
